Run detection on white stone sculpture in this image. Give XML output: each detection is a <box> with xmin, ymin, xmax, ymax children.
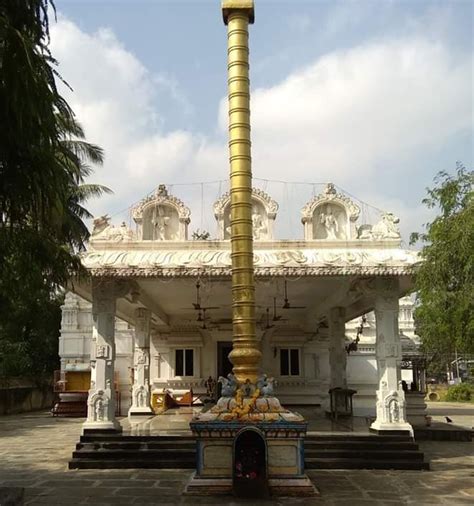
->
<box><xmin>132</xmin><ymin>184</ymin><xmax>190</xmax><ymax>241</ymax></box>
<box><xmin>389</xmin><ymin>398</ymin><xmax>400</xmax><ymax>423</ymax></box>
<box><xmin>151</xmin><ymin>208</ymin><xmax>171</xmax><ymax>240</ymax></box>
<box><xmin>214</xmin><ymin>188</ymin><xmax>278</xmax><ymax>240</ymax></box>
<box><xmin>91</xmin><ymin>216</ymin><xmax>135</xmax><ymax>242</ymax></box>
<box><xmin>137</xmin><ymin>387</ymin><xmax>146</xmax><ymax>408</ymax></box>
<box><xmin>95</xmin><ymin>397</ymin><xmax>105</xmax><ymax>421</ymax></box>
<box><xmin>357</xmin><ymin>212</ymin><xmax>401</xmax><ymax>241</ymax></box>
<box><xmin>252</xmin><ymin>207</ymin><xmax>268</xmax><ymax>240</ymax></box>
<box><xmin>319</xmin><ymin>205</ymin><xmax>341</xmax><ymax>240</ymax></box>
<box><xmin>301</xmin><ymin>183</ymin><xmax>360</xmax><ymax>240</ymax></box>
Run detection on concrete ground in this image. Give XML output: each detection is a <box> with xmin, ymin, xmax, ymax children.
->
<box><xmin>0</xmin><ymin>404</ymin><xmax>473</xmax><ymax>505</ymax></box>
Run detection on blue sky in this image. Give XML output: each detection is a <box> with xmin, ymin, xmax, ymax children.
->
<box><xmin>53</xmin><ymin>0</ymin><xmax>473</xmax><ymax>241</ymax></box>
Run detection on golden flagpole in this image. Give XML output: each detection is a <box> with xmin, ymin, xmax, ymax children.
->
<box><xmin>222</xmin><ymin>1</ymin><xmax>261</xmax><ymax>384</ymax></box>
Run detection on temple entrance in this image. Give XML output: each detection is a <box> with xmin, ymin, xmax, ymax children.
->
<box><xmin>217</xmin><ymin>341</ymin><xmax>233</xmax><ymax>377</ymax></box>
<box><xmin>216</xmin><ymin>342</ymin><xmax>233</xmax><ymax>399</ymax></box>
<box><xmin>233</xmin><ymin>428</ymin><xmax>268</xmax><ymax>498</ymax></box>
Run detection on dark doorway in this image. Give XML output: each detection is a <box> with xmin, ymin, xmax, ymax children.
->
<box><xmin>217</xmin><ymin>342</ymin><xmax>233</xmax><ymax>377</ymax></box>
<box><xmin>233</xmin><ymin>428</ymin><xmax>268</xmax><ymax>498</ymax></box>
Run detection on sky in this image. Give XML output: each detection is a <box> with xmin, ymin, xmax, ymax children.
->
<box><xmin>51</xmin><ymin>0</ymin><xmax>473</xmax><ymax>243</ymax></box>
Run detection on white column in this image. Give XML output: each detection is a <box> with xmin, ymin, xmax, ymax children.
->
<box><xmin>129</xmin><ymin>308</ymin><xmax>153</xmax><ymax>416</ymax></box>
<box><xmin>370</xmin><ymin>278</ymin><xmax>413</xmax><ymax>435</ymax></box>
<box><xmin>329</xmin><ymin>307</ymin><xmax>347</xmax><ymax>389</ymax></box>
<box><xmin>83</xmin><ymin>279</ymin><xmax>121</xmax><ymax>433</ymax></box>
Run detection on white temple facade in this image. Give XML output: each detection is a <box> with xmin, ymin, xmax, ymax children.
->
<box><xmin>60</xmin><ymin>292</ymin><xmax>419</xmax><ymax>417</ymax></box>
<box><xmin>62</xmin><ymin>183</ymin><xmax>421</xmax><ymax>435</ymax></box>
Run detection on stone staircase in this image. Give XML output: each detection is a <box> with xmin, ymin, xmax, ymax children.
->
<box><xmin>304</xmin><ymin>434</ymin><xmax>429</xmax><ymax>470</ymax></box>
<box><xmin>69</xmin><ymin>432</ymin><xmax>428</xmax><ymax>470</ymax></box>
<box><xmin>69</xmin><ymin>434</ymin><xmax>196</xmax><ymax>469</ymax></box>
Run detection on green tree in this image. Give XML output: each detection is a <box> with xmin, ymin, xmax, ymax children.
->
<box><xmin>0</xmin><ymin>1</ymin><xmax>110</xmax><ymax>380</ymax></box>
<box><xmin>411</xmin><ymin>163</ymin><xmax>474</xmax><ymax>359</ymax></box>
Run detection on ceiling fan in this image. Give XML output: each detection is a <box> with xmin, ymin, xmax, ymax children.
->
<box><xmin>282</xmin><ymin>280</ymin><xmax>306</xmax><ymax>310</ymax></box>
<box><xmin>272</xmin><ymin>297</ymin><xmax>288</xmax><ymax>322</ymax></box>
<box><xmin>197</xmin><ymin>308</ymin><xmax>212</xmax><ymax>329</ymax></box>
<box><xmin>187</xmin><ymin>281</ymin><xmax>220</xmax><ymax>311</ymax></box>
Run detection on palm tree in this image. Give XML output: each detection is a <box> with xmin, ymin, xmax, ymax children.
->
<box><xmin>55</xmin><ymin>112</ymin><xmax>112</xmax><ymax>252</ymax></box>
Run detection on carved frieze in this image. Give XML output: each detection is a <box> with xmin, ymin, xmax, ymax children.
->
<box><xmin>82</xmin><ymin>247</ymin><xmax>419</xmax><ymax>278</ymax></box>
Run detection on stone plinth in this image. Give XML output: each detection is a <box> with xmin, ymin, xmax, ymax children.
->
<box><xmin>185</xmin><ymin>396</ymin><xmax>317</xmax><ymax>497</ymax></box>
<box><xmin>406</xmin><ymin>392</ymin><xmax>428</xmax><ymax>426</ymax></box>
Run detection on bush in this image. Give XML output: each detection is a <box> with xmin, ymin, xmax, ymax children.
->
<box><xmin>445</xmin><ymin>383</ymin><xmax>474</xmax><ymax>402</ymax></box>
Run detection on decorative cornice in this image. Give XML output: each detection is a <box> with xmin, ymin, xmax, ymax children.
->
<box><xmin>82</xmin><ymin>248</ymin><xmax>420</xmax><ymax>278</ymax></box>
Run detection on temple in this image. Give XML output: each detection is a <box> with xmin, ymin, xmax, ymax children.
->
<box><xmin>55</xmin><ymin>1</ymin><xmax>431</xmax><ymax>494</ymax></box>
<box><xmin>60</xmin><ymin>181</ymin><xmax>420</xmax><ymax>434</ymax></box>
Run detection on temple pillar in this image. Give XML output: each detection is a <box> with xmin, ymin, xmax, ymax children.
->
<box><xmin>83</xmin><ymin>279</ymin><xmax>121</xmax><ymax>433</ymax></box>
<box><xmin>329</xmin><ymin>307</ymin><xmax>347</xmax><ymax>390</ymax></box>
<box><xmin>370</xmin><ymin>278</ymin><xmax>413</xmax><ymax>435</ymax></box>
<box><xmin>129</xmin><ymin>307</ymin><xmax>153</xmax><ymax>416</ymax></box>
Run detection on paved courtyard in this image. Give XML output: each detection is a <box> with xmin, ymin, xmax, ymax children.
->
<box><xmin>0</xmin><ymin>405</ymin><xmax>473</xmax><ymax>505</ymax></box>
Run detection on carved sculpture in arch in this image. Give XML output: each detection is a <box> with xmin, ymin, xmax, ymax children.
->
<box><xmin>133</xmin><ymin>384</ymin><xmax>149</xmax><ymax>408</ymax></box>
<box><xmin>301</xmin><ymin>183</ymin><xmax>360</xmax><ymax>241</ymax></box>
<box><xmin>213</xmin><ymin>188</ymin><xmax>279</xmax><ymax>240</ymax></box>
<box><xmin>377</xmin><ymin>390</ymin><xmax>407</xmax><ymax>425</ymax></box>
<box><xmin>132</xmin><ymin>184</ymin><xmax>191</xmax><ymax>241</ymax></box>
<box><xmin>87</xmin><ymin>390</ymin><xmax>109</xmax><ymax>423</ymax></box>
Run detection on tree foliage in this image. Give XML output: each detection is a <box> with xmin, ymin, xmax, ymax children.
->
<box><xmin>411</xmin><ymin>163</ymin><xmax>474</xmax><ymax>357</ymax></box>
<box><xmin>0</xmin><ymin>1</ymin><xmax>110</xmax><ymax>380</ymax></box>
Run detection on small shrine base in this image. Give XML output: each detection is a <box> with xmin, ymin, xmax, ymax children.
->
<box><xmin>185</xmin><ymin>396</ymin><xmax>318</xmax><ymax>497</ymax></box>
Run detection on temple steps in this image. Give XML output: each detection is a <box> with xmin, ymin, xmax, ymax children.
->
<box><xmin>69</xmin><ymin>433</ymin><xmax>429</xmax><ymax>470</ymax></box>
<box><xmin>70</xmin><ymin>459</ymin><xmax>196</xmax><ymax>470</ymax></box>
<box><xmin>304</xmin><ymin>434</ymin><xmax>429</xmax><ymax>470</ymax></box>
<box><xmin>305</xmin><ymin>458</ymin><xmax>430</xmax><ymax>470</ymax></box>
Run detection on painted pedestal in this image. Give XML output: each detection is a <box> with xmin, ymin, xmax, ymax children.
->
<box><xmin>185</xmin><ymin>396</ymin><xmax>317</xmax><ymax>497</ymax></box>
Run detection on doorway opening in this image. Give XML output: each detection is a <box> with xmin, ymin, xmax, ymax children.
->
<box><xmin>217</xmin><ymin>341</ymin><xmax>233</xmax><ymax>378</ymax></box>
<box><xmin>233</xmin><ymin>427</ymin><xmax>268</xmax><ymax>498</ymax></box>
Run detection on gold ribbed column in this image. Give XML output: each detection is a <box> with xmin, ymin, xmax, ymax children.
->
<box><xmin>222</xmin><ymin>1</ymin><xmax>261</xmax><ymax>384</ymax></box>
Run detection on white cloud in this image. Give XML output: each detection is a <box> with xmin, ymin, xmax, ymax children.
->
<box><xmin>248</xmin><ymin>38</ymin><xmax>471</xmax><ymax>185</ymax></box>
<box><xmin>50</xmin><ymin>17</ymin><xmax>472</xmax><ymax>241</ymax></box>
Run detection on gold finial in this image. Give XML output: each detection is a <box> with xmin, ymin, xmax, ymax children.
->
<box><xmin>222</xmin><ymin>0</ymin><xmax>255</xmax><ymax>25</ymax></box>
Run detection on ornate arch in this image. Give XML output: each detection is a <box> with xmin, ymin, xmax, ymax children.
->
<box><xmin>301</xmin><ymin>183</ymin><xmax>360</xmax><ymax>240</ymax></box>
<box><xmin>132</xmin><ymin>184</ymin><xmax>191</xmax><ymax>241</ymax></box>
<box><xmin>213</xmin><ymin>188</ymin><xmax>279</xmax><ymax>240</ymax></box>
